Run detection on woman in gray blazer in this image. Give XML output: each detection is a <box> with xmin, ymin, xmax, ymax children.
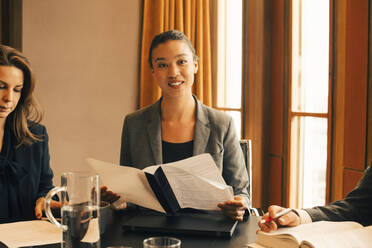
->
<box><xmin>120</xmin><ymin>30</ymin><xmax>250</xmax><ymax>221</ymax></box>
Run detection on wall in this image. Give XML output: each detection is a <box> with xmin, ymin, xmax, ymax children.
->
<box><xmin>22</xmin><ymin>0</ymin><xmax>141</xmax><ymax>184</ymax></box>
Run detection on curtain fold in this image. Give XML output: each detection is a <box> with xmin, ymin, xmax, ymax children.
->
<box><xmin>139</xmin><ymin>0</ymin><xmax>212</xmax><ymax>108</ymax></box>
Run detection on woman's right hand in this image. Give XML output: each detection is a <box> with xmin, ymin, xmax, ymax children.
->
<box><xmin>258</xmin><ymin>205</ymin><xmax>300</xmax><ymax>232</ymax></box>
<box><xmin>100</xmin><ymin>186</ymin><xmax>121</xmax><ymax>203</ymax></box>
<box><xmin>35</xmin><ymin>197</ymin><xmax>62</xmax><ymax>219</ymax></box>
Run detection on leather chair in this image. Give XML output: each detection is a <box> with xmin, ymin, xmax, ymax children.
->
<box><xmin>240</xmin><ymin>139</ymin><xmax>263</xmax><ymax>216</ymax></box>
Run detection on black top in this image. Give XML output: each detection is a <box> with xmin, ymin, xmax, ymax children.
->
<box><xmin>162</xmin><ymin>140</ymin><xmax>193</xmax><ymax>164</ymax></box>
<box><xmin>0</xmin><ymin>119</ymin><xmax>54</xmax><ymax>221</ymax></box>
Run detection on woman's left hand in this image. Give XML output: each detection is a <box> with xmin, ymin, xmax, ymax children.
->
<box><xmin>218</xmin><ymin>196</ymin><xmax>247</xmax><ymax>221</ymax></box>
<box><xmin>35</xmin><ymin>197</ymin><xmax>62</xmax><ymax>219</ymax></box>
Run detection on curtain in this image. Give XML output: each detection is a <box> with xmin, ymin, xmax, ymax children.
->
<box><xmin>139</xmin><ymin>0</ymin><xmax>212</xmax><ymax>108</ymax></box>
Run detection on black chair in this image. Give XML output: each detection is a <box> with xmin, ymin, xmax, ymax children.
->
<box><xmin>240</xmin><ymin>139</ymin><xmax>263</xmax><ymax>216</ymax></box>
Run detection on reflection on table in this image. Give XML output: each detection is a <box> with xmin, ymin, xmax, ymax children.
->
<box><xmin>0</xmin><ymin>209</ymin><xmax>259</xmax><ymax>248</ymax></box>
<box><xmin>102</xmin><ymin>210</ymin><xmax>259</xmax><ymax>248</ymax></box>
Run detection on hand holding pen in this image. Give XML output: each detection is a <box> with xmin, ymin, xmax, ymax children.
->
<box><xmin>258</xmin><ymin>205</ymin><xmax>301</xmax><ymax>232</ymax></box>
<box><xmin>259</xmin><ymin>208</ymin><xmax>292</xmax><ymax>224</ymax></box>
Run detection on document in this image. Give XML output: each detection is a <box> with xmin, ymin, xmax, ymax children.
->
<box><xmin>87</xmin><ymin>153</ymin><xmax>234</xmax><ymax>214</ymax></box>
<box><xmin>87</xmin><ymin>158</ymin><xmax>165</xmax><ymax>213</ymax></box>
<box><xmin>246</xmin><ymin>221</ymin><xmax>372</xmax><ymax>248</ymax></box>
<box><xmin>0</xmin><ymin>220</ymin><xmax>61</xmax><ymax>247</ymax></box>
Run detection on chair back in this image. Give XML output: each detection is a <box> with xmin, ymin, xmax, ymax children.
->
<box><xmin>239</xmin><ymin>139</ymin><xmax>252</xmax><ymax>208</ymax></box>
<box><xmin>240</xmin><ymin>139</ymin><xmax>263</xmax><ymax>216</ymax></box>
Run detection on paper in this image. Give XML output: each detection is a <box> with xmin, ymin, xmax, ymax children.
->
<box><xmin>87</xmin><ymin>154</ymin><xmax>233</xmax><ymax>212</ymax></box>
<box><xmin>81</xmin><ymin>218</ymin><xmax>100</xmax><ymax>243</ymax></box>
<box><xmin>0</xmin><ymin>220</ymin><xmax>61</xmax><ymax>248</ymax></box>
<box><xmin>86</xmin><ymin>158</ymin><xmax>165</xmax><ymax>213</ymax></box>
<box><xmin>143</xmin><ymin>153</ymin><xmax>227</xmax><ymax>184</ymax></box>
<box><xmin>301</xmin><ymin>225</ymin><xmax>372</xmax><ymax>248</ymax></box>
<box><xmin>148</xmin><ymin>154</ymin><xmax>234</xmax><ymax>210</ymax></box>
<box><xmin>249</xmin><ymin>221</ymin><xmax>372</xmax><ymax>248</ymax></box>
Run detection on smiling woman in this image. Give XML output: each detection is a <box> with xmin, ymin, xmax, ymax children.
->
<box><xmin>101</xmin><ymin>30</ymin><xmax>251</xmax><ymax>221</ymax></box>
<box><xmin>0</xmin><ymin>45</ymin><xmax>60</xmax><ymax>222</ymax></box>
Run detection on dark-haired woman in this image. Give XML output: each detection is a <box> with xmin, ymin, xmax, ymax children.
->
<box><xmin>0</xmin><ymin>45</ymin><xmax>59</xmax><ymax>221</ymax></box>
<box><xmin>119</xmin><ymin>30</ymin><xmax>250</xmax><ymax>221</ymax></box>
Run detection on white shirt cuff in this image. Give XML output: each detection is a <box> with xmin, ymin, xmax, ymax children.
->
<box><xmin>292</xmin><ymin>209</ymin><xmax>312</xmax><ymax>224</ymax></box>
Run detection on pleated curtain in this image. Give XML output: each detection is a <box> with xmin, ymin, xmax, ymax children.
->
<box><xmin>139</xmin><ymin>0</ymin><xmax>212</xmax><ymax>108</ymax></box>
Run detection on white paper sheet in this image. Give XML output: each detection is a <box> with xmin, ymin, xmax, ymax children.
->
<box><xmin>87</xmin><ymin>154</ymin><xmax>233</xmax><ymax>212</ymax></box>
<box><xmin>248</xmin><ymin>221</ymin><xmax>372</xmax><ymax>248</ymax></box>
<box><xmin>0</xmin><ymin>220</ymin><xmax>61</xmax><ymax>248</ymax></box>
<box><xmin>153</xmin><ymin>154</ymin><xmax>234</xmax><ymax>210</ymax></box>
<box><xmin>86</xmin><ymin>158</ymin><xmax>165</xmax><ymax>213</ymax></box>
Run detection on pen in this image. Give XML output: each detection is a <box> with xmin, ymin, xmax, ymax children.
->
<box><xmin>259</xmin><ymin>208</ymin><xmax>292</xmax><ymax>224</ymax></box>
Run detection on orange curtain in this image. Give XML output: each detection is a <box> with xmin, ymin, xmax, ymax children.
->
<box><xmin>139</xmin><ymin>0</ymin><xmax>212</xmax><ymax>108</ymax></box>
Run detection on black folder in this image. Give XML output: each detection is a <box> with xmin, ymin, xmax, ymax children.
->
<box><xmin>145</xmin><ymin>167</ymin><xmax>180</xmax><ymax>215</ymax></box>
<box><xmin>121</xmin><ymin>210</ymin><xmax>239</xmax><ymax>238</ymax></box>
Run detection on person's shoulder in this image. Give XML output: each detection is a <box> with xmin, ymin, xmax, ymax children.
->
<box><xmin>360</xmin><ymin>162</ymin><xmax>372</xmax><ymax>183</ymax></box>
<box><xmin>198</xmin><ymin>102</ymin><xmax>232</xmax><ymax>124</ymax></box>
<box><xmin>27</xmin><ymin>122</ymin><xmax>47</xmax><ymax>135</ymax></box>
<box><xmin>365</xmin><ymin>162</ymin><xmax>372</xmax><ymax>173</ymax></box>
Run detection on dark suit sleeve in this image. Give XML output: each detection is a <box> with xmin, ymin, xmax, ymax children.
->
<box><xmin>36</xmin><ymin>126</ymin><xmax>54</xmax><ymax>198</ymax></box>
<box><xmin>120</xmin><ymin>116</ymin><xmax>131</xmax><ymax>166</ymax></box>
<box><xmin>222</xmin><ymin>118</ymin><xmax>250</xmax><ymax>206</ymax></box>
<box><xmin>305</xmin><ymin>164</ymin><xmax>372</xmax><ymax>226</ymax></box>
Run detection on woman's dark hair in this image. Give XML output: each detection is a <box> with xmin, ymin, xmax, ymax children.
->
<box><xmin>148</xmin><ymin>30</ymin><xmax>199</xmax><ymax>69</ymax></box>
<box><xmin>0</xmin><ymin>45</ymin><xmax>43</xmax><ymax>146</ymax></box>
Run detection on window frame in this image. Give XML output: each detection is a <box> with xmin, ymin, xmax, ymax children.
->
<box><xmin>286</xmin><ymin>0</ymin><xmax>334</xmax><ymax>207</ymax></box>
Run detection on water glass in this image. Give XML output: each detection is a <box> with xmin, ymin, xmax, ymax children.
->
<box><xmin>99</xmin><ymin>201</ymin><xmax>112</xmax><ymax>235</ymax></box>
<box><xmin>143</xmin><ymin>237</ymin><xmax>181</xmax><ymax>248</ymax></box>
<box><xmin>45</xmin><ymin>172</ymin><xmax>101</xmax><ymax>248</ymax></box>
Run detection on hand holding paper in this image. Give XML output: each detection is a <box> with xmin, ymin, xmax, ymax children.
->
<box><xmin>100</xmin><ymin>186</ymin><xmax>121</xmax><ymax>204</ymax></box>
<box><xmin>218</xmin><ymin>196</ymin><xmax>247</xmax><ymax>221</ymax></box>
<box><xmin>87</xmin><ymin>158</ymin><xmax>165</xmax><ymax>213</ymax></box>
<box><xmin>86</xmin><ymin>154</ymin><xmax>234</xmax><ymax>214</ymax></box>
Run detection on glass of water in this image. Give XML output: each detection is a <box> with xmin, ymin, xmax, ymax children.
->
<box><xmin>143</xmin><ymin>237</ymin><xmax>181</xmax><ymax>248</ymax></box>
<box><xmin>45</xmin><ymin>172</ymin><xmax>101</xmax><ymax>248</ymax></box>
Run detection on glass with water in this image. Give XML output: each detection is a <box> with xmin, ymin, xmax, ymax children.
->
<box><xmin>45</xmin><ymin>172</ymin><xmax>101</xmax><ymax>248</ymax></box>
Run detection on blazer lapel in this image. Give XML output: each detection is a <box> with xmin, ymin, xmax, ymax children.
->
<box><xmin>193</xmin><ymin>97</ymin><xmax>210</xmax><ymax>155</ymax></box>
<box><xmin>147</xmin><ymin>100</ymin><xmax>163</xmax><ymax>164</ymax></box>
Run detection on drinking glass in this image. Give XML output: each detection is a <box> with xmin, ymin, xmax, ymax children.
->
<box><xmin>99</xmin><ymin>201</ymin><xmax>112</xmax><ymax>235</ymax></box>
<box><xmin>143</xmin><ymin>237</ymin><xmax>181</xmax><ymax>248</ymax></box>
<box><xmin>45</xmin><ymin>172</ymin><xmax>100</xmax><ymax>248</ymax></box>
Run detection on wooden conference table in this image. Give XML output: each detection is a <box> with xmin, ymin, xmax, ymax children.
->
<box><xmin>101</xmin><ymin>210</ymin><xmax>260</xmax><ymax>248</ymax></box>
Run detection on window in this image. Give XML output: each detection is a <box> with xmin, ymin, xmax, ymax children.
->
<box><xmin>215</xmin><ymin>0</ymin><xmax>243</xmax><ymax>138</ymax></box>
<box><xmin>289</xmin><ymin>0</ymin><xmax>330</xmax><ymax>208</ymax></box>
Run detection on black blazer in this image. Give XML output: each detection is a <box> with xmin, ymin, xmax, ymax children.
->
<box><xmin>305</xmin><ymin>161</ymin><xmax>372</xmax><ymax>226</ymax></box>
<box><xmin>0</xmin><ymin>121</ymin><xmax>54</xmax><ymax>221</ymax></box>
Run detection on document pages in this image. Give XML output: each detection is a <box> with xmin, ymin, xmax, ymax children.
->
<box><xmin>0</xmin><ymin>220</ymin><xmax>61</xmax><ymax>247</ymax></box>
<box><xmin>87</xmin><ymin>153</ymin><xmax>234</xmax><ymax>214</ymax></box>
<box><xmin>247</xmin><ymin>221</ymin><xmax>372</xmax><ymax>248</ymax></box>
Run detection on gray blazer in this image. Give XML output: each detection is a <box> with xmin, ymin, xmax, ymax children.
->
<box><xmin>305</xmin><ymin>162</ymin><xmax>372</xmax><ymax>226</ymax></box>
<box><xmin>120</xmin><ymin>97</ymin><xmax>250</xmax><ymax>205</ymax></box>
